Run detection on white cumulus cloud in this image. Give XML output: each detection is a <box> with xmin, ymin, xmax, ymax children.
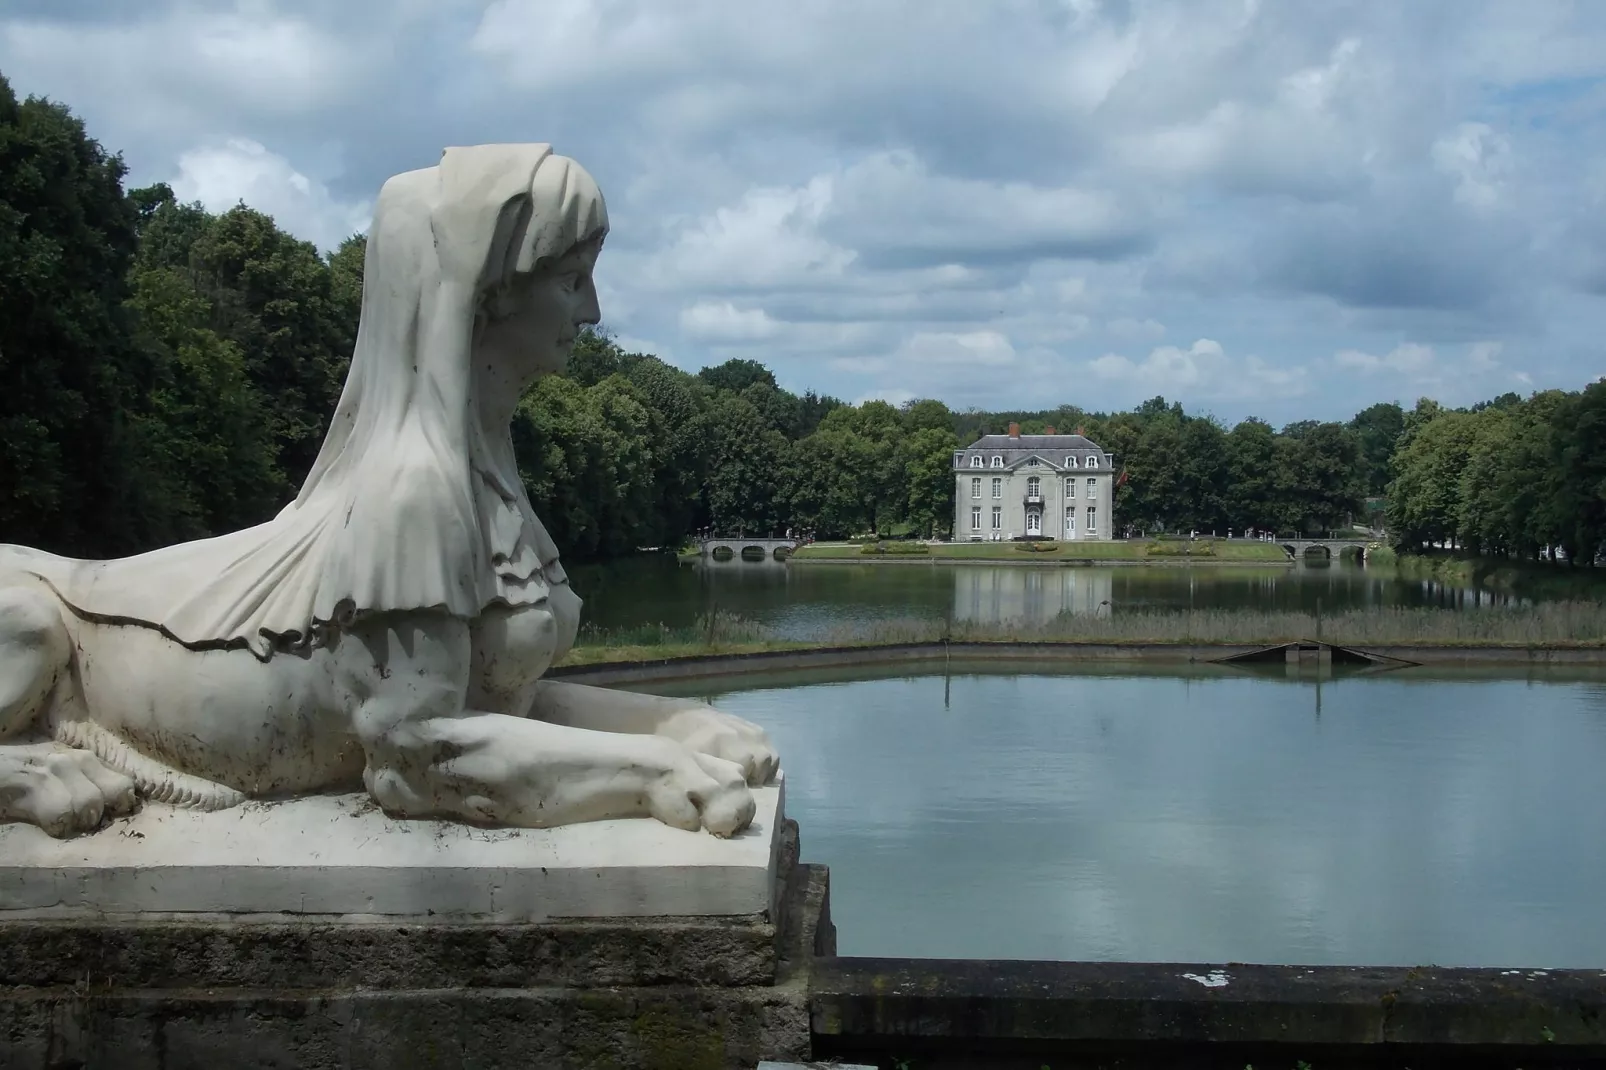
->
<box><xmin>171</xmin><ymin>139</ymin><xmax>371</xmax><ymax>253</ymax></box>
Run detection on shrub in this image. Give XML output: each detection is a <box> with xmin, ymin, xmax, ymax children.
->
<box><xmin>1146</xmin><ymin>541</ymin><xmax>1216</xmax><ymax>557</ymax></box>
<box><xmin>861</xmin><ymin>540</ymin><xmax>930</xmax><ymax>555</ymax></box>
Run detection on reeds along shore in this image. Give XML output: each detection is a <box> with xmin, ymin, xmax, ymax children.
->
<box><xmin>558</xmin><ymin>602</ymin><xmax>1606</xmax><ymax>665</ymax></box>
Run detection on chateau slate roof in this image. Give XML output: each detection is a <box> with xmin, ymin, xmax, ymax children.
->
<box><xmin>964</xmin><ymin>434</ymin><xmax>1105</xmax><ymax>452</ymax></box>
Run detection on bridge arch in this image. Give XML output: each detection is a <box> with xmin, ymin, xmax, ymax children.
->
<box><xmin>697</xmin><ymin>536</ymin><xmax>800</xmax><ymax>563</ymax></box>
<box><xmin>1280</xmin><ymin>538</ymin><xmax>1373</xmax><ymax>562</ymax></box>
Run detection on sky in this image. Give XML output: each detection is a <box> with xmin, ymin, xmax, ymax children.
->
<box><xmin>4</xmin><ymin>0</ymin><xmax>1605</xmax><ymax>425</ymax></box>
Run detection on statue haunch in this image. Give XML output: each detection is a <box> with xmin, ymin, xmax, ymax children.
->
<box><xmin>0</xmin><ymin>145</ymin><xmax>777</xmax><ymax>840</ymax></box>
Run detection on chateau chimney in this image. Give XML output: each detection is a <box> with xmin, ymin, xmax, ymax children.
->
<box><xmin>1044</xmin><ymin>425</ymin><xmax>1056</xmax><ymax>435</ymax></box>
<box><xmin>1008</xmin><ymin>422</ymin><xmax>1020</xmax><ymax>438</ymax></box>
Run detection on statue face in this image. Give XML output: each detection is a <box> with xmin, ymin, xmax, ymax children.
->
<box><xmin>482</xmin><ymin>238</ymin><xmax>603</xmax><ymax>377</ymax></box>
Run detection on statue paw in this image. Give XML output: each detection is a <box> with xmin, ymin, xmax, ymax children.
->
<box><xmin>0</xmin><ymin>742</ymin><xmax>138</xmax><ymax>838</ymax></box>
<box><xmin>646</xmin><ymin>746</ymin><xmax>756</xmax><ymax>838</ymax></box>
<box><xmin>656</xmin><ymin>705</ymin><xmax>780</xmax><ymax>787</ymax></box>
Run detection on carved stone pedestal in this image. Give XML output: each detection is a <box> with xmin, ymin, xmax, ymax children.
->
<box><xmin>0</xmin><ymin>784</ymin><xmax>833</xmax><ymax>1070</ymax></box>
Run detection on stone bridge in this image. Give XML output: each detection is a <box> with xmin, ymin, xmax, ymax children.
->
<box><xmin>698</xmin><ymin>536</ymin><xmax>800</xmax><ymax>562</ymax></box>
<box><xmin>1281</xmin><ymin>538</ymin><xmax>1375</xmax><ymax>560</ymax></box>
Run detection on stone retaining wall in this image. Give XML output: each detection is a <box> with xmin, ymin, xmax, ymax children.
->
<box><xmin>812</xmin><ymin>956</ymin><xmax>1606</xmax><ymax>1068</ymax></box>
<box><xmin>552</xmin><ymin>640</ymin><xmax>1606</xmax><ymax>686</ymax></box>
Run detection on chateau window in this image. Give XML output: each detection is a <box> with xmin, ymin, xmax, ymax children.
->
<box><xmin>991</xmin><ymin>455</ymin><xmax>1004</xmax><ymax>468</ymax></box>
<box><xmin>1086</xmin><ymin>478</ymin><xmax>1096</xmax><ymax>497</ymax></box>
<box><xmin>1086</xmin><ymin>455</ymin><xmax>1100</xmax><ymax>469</ymax></box>
<box><xmin>1087</xmin><ymin>506</ymin><xmax>1097</xmax><ymax>532</ymax></box>
<box><xmin>971</xmin><ymin>507</ymin><xmax>982</xmax><ymax>530</ymax></box>
<box><xmin>991</xmin><ymin>506</ymin><xmax>1003</xmax><ymax>530</ymax></box>
<box><xmin>991</xmin><ymin>477</ymin><xmax>1003</xmax><ymax>499</ymax></box>
<box><xmin>1065</xmin><ymin>455</ymin><xmax>1078</xmax><ymax>468</ymax></box>
<box><xmin>1065</xmin><ymin>508</ymin><xmax>1076</xmax><ymax>535</ymax></box>
<box><xmin>970</xmin><ymin>455</ymin><xmax>983</xmax><ymax>468</ymax></box>
<box><xmin>971</xmin><ymin>477</ymin><xmax>982</xmax><ymax>499</ymax></box>
<box><xmin>1027</xmin><ymin>476</ymin><xmax>1041</xmax><ymax>497</ymax></box>
<box><xmin>1028</xmin><ymin>457</ymin><xmax>1039</xmax><ymax>466</ymax></box>
<box><xmin>1065</xmin><ymin>478</ymin><xmax>1076</xmax><ymax>498</ymax></box>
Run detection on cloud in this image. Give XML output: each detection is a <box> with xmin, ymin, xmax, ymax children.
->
<box><xmin>1089</xmin><ymin>339</ymin><xmax>1312</xmax><ymax>402</ymax></box>
<box><xmin>171</xmin><ymin>139</ymin><xmax>371</xmax><ymax>253</ymax></box>
<box><xmin>6</xmin><ymin>0</ymin><xmax>1606</xmax><ymax>422</ymax></box>
<box><xmin>819</xmin><ymin>151</ymin><xmax>1154</xmax><ymax>269</ymax></box>
<box><xmin>647</xmin><ymin>176</ymin><xmax>854</xmax><ymax>290</ymax></box>
<box><xmin>1106</xmin><ymin>318</ymin><xmax>1167</xmax><ymax>342</ymax></box>
<box><xmin>679</xmin><ymin>301</ymin><xmax>781</xmax><ymax>342</ymax></box>
<box><xmin>1330</xmin><ymin>340</ymin><xmax>1514</xmax><ymax>401</ymax></box>
<box><xmin>1431</xmin><ymin>122</ymin><xmax>1512</xmax><ymax>211</ymax></box>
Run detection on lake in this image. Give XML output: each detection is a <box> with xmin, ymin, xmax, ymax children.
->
<box><xmin>640</xmin><ymin>662</ymin><xmax>1606</xmax><ymax>968</ymax></box>
<box><xmin>568</xmin><ymin>555</ymin><xmax>1533</xmax><ymax>639</ymax></box>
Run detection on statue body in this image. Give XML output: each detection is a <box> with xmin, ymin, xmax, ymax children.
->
<box><xmin>0</xmin><ymin>145</ymin><xmax>776</xmax><ymax>840</ymax></box>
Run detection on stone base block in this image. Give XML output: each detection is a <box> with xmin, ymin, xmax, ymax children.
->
<box><xmin>0</xmin><ymin>813</ymin><xmax>835</xmax><ymax>1070</ymax></box>
<box><xmin>0</xmin><ymin>779</ymin><xmax>785</xmax><ymax>923</ymax></box>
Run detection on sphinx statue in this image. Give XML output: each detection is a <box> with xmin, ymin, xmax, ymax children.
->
<box><xmin>0</xmin><ymin>144</ymin><xmax>776</xmax><ymax>840</ymax></box>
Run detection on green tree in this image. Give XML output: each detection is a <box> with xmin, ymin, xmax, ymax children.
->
<box><xmin>189</xmin><ymin>205</ymin><xmax>353</xmax><ymax>484</ymax></box>
<box><xmin>1282</xmin><ymin>422</ymin><xmax>1364</xmax><ymax>534</ymax></box>
<box><xmin>703</xmin><ymin>392</ymin><xmax>789</xmax><ymax>533</ymax></box>
<box><xmin>786</xmin><ymin>428</ymin><xmax>880</xmax><ymax>537</ymax></box>
<box><xmin>624</xmin><ymin>355</ymin><xmax>712</xmax><ymax>544</ymax></box>
<box><xmin>0</xmin><ymin>75</ymin><xmax>143</xmax><ymax>554</ymax></box>
<box><xmin>902</xmin><ymin>398</ymin><xmax>955</xmax><ymax>434</ymax></box>
<box><xmin>1549</xmin><ymin>379</ymin><xmax>1606</xmax><ymax>563</ymax></box>
<box><xmin>901</xmin><ymin>426</ymin><xmax>960</xmax><ymax>537</ymax></box>
<box><xmin>1387</xmin><ymin>410</ymin><xmax>1478</xmax><ymax>550</ymax></box>
<box><xmin>565</xmin><ymin>326</ymin><xmax>631</xmax><ymax>387</ymax></box>
<box><xmin>512</xmin><ymin>373</ymin><xmax>660</xmax><ymax>558</ymax></box>
<box><xmin>120</xmin><ymin>264</ymin><xmax>282</xmax><ymax>542</ymax></box>
<box><xmin>1224</xmin><ymin>418</ymin><xmax>1280</xmax><ymax>532</ymax></box>
<box><xmin>697</xmin><ymin>358</ymin><xmax>776</xmax><ymax>395</ymax></box>
<box><xmin>1348</xmin><ymin>401</ymin><xmax>1405</xmax><ymax>497</ymax></box>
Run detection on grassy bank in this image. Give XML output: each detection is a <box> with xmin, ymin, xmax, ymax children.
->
<box><xmin>1381</xmin><ymin>551</ymin><xmax>1606</xmax><ymax>601</ymax></box>
<box><xmin>554</xmin><ymin>602</ymin><xmax>1606</xmax><ymax>667</ymax></box>
<box><xmin>790</xmin><ymin>539</ymin><xmax>1292</xmax><ymax>563</ymax></box>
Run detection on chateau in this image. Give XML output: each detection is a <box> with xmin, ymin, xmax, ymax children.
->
<box><xmin>952</xmin><ymin>424</ymin><xmax>1116</xmax><ymax>540</ymax></box>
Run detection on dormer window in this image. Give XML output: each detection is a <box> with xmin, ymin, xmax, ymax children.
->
<box><xmin>1086</xmin><ymin>455</ymin><xmax>1099</xmax><ymax>469</ymax></box>
<box><xmin>970</xmin><ymin>455</ymin><xmax>983</xmax><ymax>468</ymax></box>
<box><xmin>1065</xmin><ymin>456</ymin><xmax>1078</xmax><ymax>469</ymax></box>
<box><xmin>991</xmin><ymin>455</ymin><xmax>1004</xmax><ymax>468</ymax></box>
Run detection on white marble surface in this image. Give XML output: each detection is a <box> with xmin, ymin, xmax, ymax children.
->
<box><xmin>0</xmin><ymin>145</ymin><xmax>775</xmax><ymax>843</ymax></box>
<box><xmin>0</xmin><ymin>777</ymin><xmax>783</xmax><ymax>922</ymax></box>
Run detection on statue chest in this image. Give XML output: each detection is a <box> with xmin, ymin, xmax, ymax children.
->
<box><xmin>468</xmin><ymin>580</ymin><xmax>581</xmax><ymax>710</ymax></box>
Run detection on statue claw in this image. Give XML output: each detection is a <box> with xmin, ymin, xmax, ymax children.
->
<box><xmin>0</xmin><ymin>743</ymin><xmax>137</xmax><ymax>838</ymax></box>
<box><xmin>657</xmin><ymin>706</ymin><xmax>780</xmax><ymax>787</ymax></box>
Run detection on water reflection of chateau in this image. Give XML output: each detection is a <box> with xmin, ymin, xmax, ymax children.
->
<box><xmin>952</xmin><ymin>568</ymin><xmax>1113</xmax><ymax>625</ymax></box>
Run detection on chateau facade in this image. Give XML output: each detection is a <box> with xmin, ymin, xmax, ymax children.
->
<box><xmin>952</xmin><ymin>425</ymin><xmax>1116</xmax><ymax>540</ymax></box>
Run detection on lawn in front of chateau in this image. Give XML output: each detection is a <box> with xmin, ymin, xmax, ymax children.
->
<box><xmin>789</xmin><ymin>539</ymin><xmax>1294</xmax><ymax>562</ymax></box>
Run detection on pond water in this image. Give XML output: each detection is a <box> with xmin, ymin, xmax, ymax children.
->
<box><xmin>568</xmin><ymin>555</ymin><xmax>1535</xmax><ymax>639</ymax></box>
<box><xmin>639</xmin><ymin>663</ymin><xmax>1606</xmax><ymax>968</ymax></box>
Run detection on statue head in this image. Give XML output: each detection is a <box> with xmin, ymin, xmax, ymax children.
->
<box><xmin>472</xmin><ymin>153</ymin><xmax>609</xmax><ymax>389</ymax></box>
<box><xmin>68</xmin><ymin>144</ymin><xmax>614</xmax><ymax>656</ymax></box>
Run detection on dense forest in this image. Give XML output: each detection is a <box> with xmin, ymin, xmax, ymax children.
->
<box><xmin>4</xmin><ymin>74</ymin><xmax>1606</xmax><ymax>564</ymax></box>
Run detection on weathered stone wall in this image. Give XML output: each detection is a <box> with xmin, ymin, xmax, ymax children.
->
<box><xmin>0</xmin><ymin>821</ymin><xmax>834</xmax><ymax>1070</ymax></box>
<box><xmin>812</xmin><ymin>956</ymin><xmax>1606</xmax><ymax>1068</ymax></box>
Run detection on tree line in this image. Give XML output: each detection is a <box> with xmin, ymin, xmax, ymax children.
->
<box><xmin>1385</xmin><ymin>390</ymin><xmax>1606</xmax><ymax>563</ymax></box>
<box><xmin>4</xmin><ymin>74</ymin><xmax>1605</xmax><ymax>564</ymax></box>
